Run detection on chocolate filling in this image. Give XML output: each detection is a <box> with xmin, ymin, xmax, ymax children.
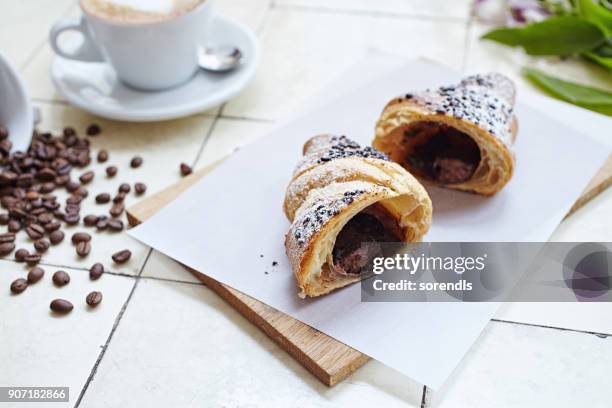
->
<box><xmin>332</xmin><ymin>205</ymin><xmax>402</xmax><ymax>276</ymax></box>
<box><xmin>402</xmin><ymin>122</ymin><xmax>480</xmax><ymax>184</ymax></box>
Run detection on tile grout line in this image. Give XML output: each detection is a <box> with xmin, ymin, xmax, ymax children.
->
<box><xmin>492</xmin><ymin>318</ymin><xmax>611</xmax><ymax>338</ymax></box>
<box><xmin>73</xmin><ymin>248</ymin><xmax>153</xmax><ymax>408</ymax></box>
<box><xmin>271</xmin><ymin>3</ymin><xmax>469</xmax><ymax>24</ymax></box>
<box><xmin>190</xmin><ymin>108</ymin><xmax>224</xmax><ymax>168</ymax></box>
<box><xmin>420</xmin><ymin>385</ymin><xmax>430</xmax><ymax>408</ymax></box>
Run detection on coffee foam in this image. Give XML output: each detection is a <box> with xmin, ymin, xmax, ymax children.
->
<box><xmin>81</xmin><ymin>0</ymin><xmax>205</xmax><ymax>23</ymax></box>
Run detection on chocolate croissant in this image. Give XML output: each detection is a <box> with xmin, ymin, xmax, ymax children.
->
<box><xmin>284</xmin><ymin>135</ymin><xmax>432</xmax><ymax>298</ymax></box>
<box><xmin>373</xmin><ymin>73</ymin><xmax>517</xmax><ymax>195</ymax></box>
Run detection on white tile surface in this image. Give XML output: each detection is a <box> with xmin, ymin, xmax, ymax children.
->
<box><xmin>79</xmin><ymin>278</ymin><xmax>425</xmax><ymax>407</ymax></box>
<box><xmin>0</xmin><ymin>0</ymin><xmax>74</xmax><ymax>69</ymax></box>
<box><xmin>140</xmin><ymin>250</ymin><xmax>200</xmax><ymax>283</ymax></box>
<box><xmin>0</xmin><ymin>260</ymin><xmax>134</xmax><ymax>406</ymax></box>
<box><xmin>223</xmin><ymin>9</ymin><xmax>468</xmax><ymax>120</ymax></box>
<box><xmin>275</xmin><ymin>0</ymin><xmax>473</xmax><ymax>20</ymax></box>
<box><xmin>431</xmin><ymin>321</ymin><xmax>612</xmax><ymax>408</ymax></box>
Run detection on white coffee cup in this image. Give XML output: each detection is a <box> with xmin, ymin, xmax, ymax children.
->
<box><xmin>49</xmin><ymin>0</ymin><xmax>213</xmax><ymax>91</ymax></box>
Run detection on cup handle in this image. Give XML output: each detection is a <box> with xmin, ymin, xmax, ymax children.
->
<box><xmin>49</xmin><ymin>16</ymin><xmax>105</xmax><ymax>62</ymax></box>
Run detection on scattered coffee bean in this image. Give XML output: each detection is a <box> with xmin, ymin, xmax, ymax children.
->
<box><xmin>25</xmin><ymin>224</ymin><xmax>45</xmax><ymax>240</ymax></box>
<box><xmin>8</xmin><ymin>219</ymin><xmax>21</xmax><ymax>232</ymax></box>
<box><xmin>86</xmin><ymin>291</ymin><xmax>103</xmax><ymax>307</ymax></box>
<box><xmin>89</xmin><ymin>263</ymin><xmax>104</xmax><ymax>280</ymax></box>
<box><xmin>83</xmin><ymin>214</ymin><xmax>99</xmax><ymax>226</ymax></box>
<box><xmin>180</xmin><ymin>163</ymin><xmax>192</xmax><ymax>176</ymax></box>
<box><xmin>63</xmin><ymin>126</ymin><xmax>76</xmax><ymax>137</ymax></box>
<box><xmin>134</xmin><ymin>182</ymin><xmax>147</xmax><ymax>195</ymax></box>
<box><xmin>14</xmin><ymin>248</ymin><xmax>29</xmax><ymax>262</ymax></box>
<box><xmin>52</xmin><ymin>270</ymin><xmax>70</xmax><ymax>286</ymax></box>
<box><xmin>110</xmin><ymin>203</ymin><xmax>124</xmax><ymax>217</ymax></box>
<box><xmin>66</xmin><ymin>195</ymin><xmax>83</xmax><ymax>205</ymax></box>
<box><xmin>112</xmin><ymin>249</ymin><xmax>131</xmax><ymax>264</ymax></box>
<box><xmin>95</xmin><ymin>193</ymin><xmax>111</xmax><ymax>204</ymax></box>
<box><xmin>105</xmin><ymin>166</ymin><xmax>118</xmax><ymax>177</ymax></box>
<box><xmin>130</xmin><ymin>156</ymin><xmax>143</xmax><ymax>168</ymax></box>
<box><xmin>0</xmin><ymin>242</ymin><xmax>15</xmax><ymax>256</ymax></box>
<box><xmin>0</xmin><ymin>126</ymin><xmax>8</xmax><ymax>139</ymax></box>
<box><xmin>97</xmin><ymin>150</ymin><xmax>109</xmax><ymax>162</ymax></box>
<box><xmin>10</xmin><ymin>278</ymin><xmax>28</xmax><ymax>294</ymax></box>
<box><xmin>96</xmin><ymin>216</ymin><xmax>109</xmax><ymax>230</ymax></box>
<box><xmin>86</xmin><ymin>123</ymin><xmax>101</xmax><ymax>136</ymax></box>
<box><xmin>49</xmin><ymin>230</ymin><xmax>65</xmax><ymax>245</ymax></box>
<box><xmin>64</xmin><ymin>213</ymin><xmax>80</xmax><ymax>225</ymax></box>
<box><xmin>112</xmin><ymin>193</ymin><xmax>125</xmax><ymax>203</ymax></box>
<box><xmin>0</xmin><ymin>213</ymin><xmax>9</xmax><ymax>225</ymax></box>
<box><xmin>66</xmin><ymin>180</ymin><xmax>80</xmax><ymax>192</ymax></box>
<box><xmin>25</xmin><ymin>254</ymin><xmax>41</xmax><ymax>265</ymax></box>
<box><xmin>50</xmin><ymin>299</ymin><xmax>73</xmax><ymax>314</ymax></box>
<box><xmin>118</xmin><ymin>183</ymin><xmax>131</xmax><ymax>193</ymax></box>
<box><xmin>0</xmin><ymin>232</ymin><xmax>15</xmax><ymax>243</ymax></box>
<box><xmin>75</xmin><ymin>186</ymin><xmax>89</xmax><ymax>198</ymax></box>
<box><xmin>34</xmin><ymin>239</ymin><xmax>50</xmax><ymax>253</ymax></box>
<box><xmin>107</xmin><ymin>219</ymin><xmax>124</xmax><ymax>231</ymax></box>
<box><xmin>71</xmin><ymin>232</ymin><xmax>92</xmax><ymax>244</ymax></box>
<box><xmin>76</xmin><ymin>241</ymin><xmax>91</xmax><ymax>257</ymax></box>
<box><xmin>44</xmin><ymin>221</ymin><xmax>61</xmax><ymax>232</ymax></box>
<box><xmin>27</xmin><ymin>266</ymin><xmax>45</xmax><ymax>283</ymax></box>
<box><xmin>79</xmin><ymin>170</ymin><xmax>94</xmax><ymax>184</ymax></box>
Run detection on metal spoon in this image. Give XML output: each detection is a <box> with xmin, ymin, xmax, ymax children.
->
<box><xmin>198</xmin><ymin>46</ymin><xmax>243</xmax><ymax>72</ymax></box>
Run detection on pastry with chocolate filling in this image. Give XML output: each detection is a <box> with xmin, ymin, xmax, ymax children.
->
<box><xmin>373</xmin><ymin>73</ymin><xmax>517</xmax><ymax>195</ymax></box>
<box><xmin>284</xmin><ymin>135</ymin><xmax>432</xmax><ymax>297</ymax></box>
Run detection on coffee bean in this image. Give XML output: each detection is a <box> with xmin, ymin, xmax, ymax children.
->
<box><xmin>66</xmin><ymin>180</ymin><xmax>80</xmax><ymax>192</ymax></box>
<box><xmin>75</xmin><ymin>186</ymin><xmax>88</xmax><ymax>198</ymax></box>
<box><xmin>27</xmin><ymin>267</ymin><xmax>45</xmax><ymax>283</ymax></box>
<box><xmin>83</xmin><ymin>214</ymin><xmax>99</xmax><ymax>226</ymax></box>
<box><xmin>25</xmin><ymin>254</ymin><xmax>41</xmax><ymax>265</ymax></box>
<box><xmin>95</xmin><ymin>193</ymin><xmax>111</xmax><ymax>204</ymax></box>
<box><xmin>76</xmin><ymin>241</ymin><xmax>91</xmax><ymax>257</ymax></box>
<box><xmin>180</xmin><ymin>163</ymin><xmax>192</xmax><ymax>176</ymax></box>
<box><xmin>50</xmin><ymin>299</ymin><xmax>73</xmax><ymax>314</ymax></box>
<box><xmin>44</xmin><ymin>221</ymin><xmax>61</xmax><ymax>232</ymax></box>
<box><xmin>0</xmin><ymin>242</ymin><xmax>15</xmax><ymax>256</ymax></box>
<box><xmin>14</xmin><ymin>248</ymin><xmax>29</xmax><ymax>262</ymax></box>
<box><xmin>110</xmin><ymin>203</ymin><xmax>124</xmax><ymax>217</ymax></box>
<box><xmin>89</xmin><ymin>263</ymin><xmax>104</xmax><ymax>280</ymax></box>
<box><xmin>66</xmin><ymin>194</ymin><xmax>83</xmax><ymax>205</ymax></box>
<box><xmin>49</xmin><ymin>230</ymin><xmax>65</xmax><ymax>245</ymax></box>
<box><xmin>79</xmin><ymin>171</ymin><xmax>94</xmax><ymax>184</ymax></box>
<box><xmin>8</xmin><ymin>219</ymin><xmax>21</xmax><ymax>232</ymax></box>
<box><xmin>52</xmin><ymin>270</ymin><xmax>70</xmax><ymax>286</ymax></box>
<box><xmin>106</xmin><ymin>166</ymin><xmax>118</xmax><ymax>177</ymax></box>
<box><xmin>112</xmin><ymin>249</ymin><xmax>131</xmax><ymax>264</ymax></box>
<box><xmin>0</xmin><ymin>213</ymin><xmax>9</xmax><ymax>225</ymax></box>
<box><xmin>130</xmin><ymin>156</ymin><xmax>143</xmax><ymax>168</ymax></box>
<box><xmin>112</xmin><ymin>193</ymin><xmax>125</xmax><ymax>204</ymax></box>
<box><xmin>34</xmin><ymin>239</ymin><xmax>50</xmax><ymax>253</ymax></box>
<box><xmin>96</xmin><ymin>217</ymin><xmax>109</xmax><ymax>231</ymax></box>
<box><xmin>134</xmin><ymin>182</ymin><xmax>147</xmax><ymax>195</ymax></box>
<box><xmin>107</xmin><ymin>219</ymin><xmax>124</xmax><ymax>231</ymax></box>
<box><xmin>25</xmin><ymin>224</ymin><xmax>45</xmax><ymax>240</ymax></box>
<box><xmin>0</xmin><ymin>126</ymin><xmax>8</xmax><ymax>139</ymax></box>
<box><xmin>63</xmin><ymin>126</ymin><xmax>76</xmax><ymax>137</ymax></box>
<box><xmin>64</xmin><ymin>213</ymin><xmax>80</xmax><ymax>225</ymax></box>
<box><xmin>118</xmin><ymin>183</ymin><xmax>130</xmax><ymax>193</ymax></box>
<box><xmin>10</xmin><ymin>278</ymin><xmax>28</xmax><ymax>294</ymax></box>
<box><xmin>86</xmin><ymin>123</ymin><xmax>101</xmax><ymax>136</ymax></box>
<box><xmin>97</xmin><ymin>150</ymin><xmax>109</xmax><ymax>163</ymax></box>
<box><xmin>38</xmin><ymin>212</ymin><xmax>54</xmax><ymax>224</ymax></box>
<box><xmin>71</xmin><ymin>232</ymin><xmax>91</xmax><ymax>244</ymax></box>
<box><xmin>0</xmin><ymin>232</ymin><xmax>15</xmax><ymax>243</ymax></box>
<box><xmin>86</xmin><ymin>291</ymin><xmax>103</xmax><ymax>307</ymax></box>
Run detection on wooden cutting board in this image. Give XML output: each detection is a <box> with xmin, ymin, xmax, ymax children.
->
<box><xmin>127</xmin><ymin>154</ymin><xmax>612</xmax><ymax>386</ymax></box>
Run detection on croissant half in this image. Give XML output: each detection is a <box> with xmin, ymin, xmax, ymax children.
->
<box><xmin>373</xmin><ymin>73</ymin><xmax>518</xmax><ymax>195</ymax></box>
<box><xmin>284</xmin><ymin>135</ymin><xmax>432</xmax><ymax>297</ymax></box>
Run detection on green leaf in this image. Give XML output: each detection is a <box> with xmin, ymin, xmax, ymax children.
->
<box><xmin>482</xmin><ymin>16</ymin><xmax>606</xmax><ymax>56</ymax></box>
<box><xmin>583</xmin><ymin>50</ymin><xmax>612</xmax><ymax>69</ymax></box>
<box><xmin>523</xmin><ymin>67</ymin><xmax>612</xmax><ymax>116</ymax></box>
<box><xmin>575</xmin><ymin>0</ymin><xmax>612</xmax><ymax>37</ymax></box>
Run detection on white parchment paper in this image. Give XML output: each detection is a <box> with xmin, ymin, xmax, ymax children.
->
<box><xmin>129</xmin><ymin>58</ymin><xmax>610</xmax><ymax>388</ymax></box>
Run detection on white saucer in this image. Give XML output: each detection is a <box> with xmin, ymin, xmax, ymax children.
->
<box><xmin>51</xmin><ymin>15</ymin><xmax>259</xmax><ymax>122</ymax></box>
